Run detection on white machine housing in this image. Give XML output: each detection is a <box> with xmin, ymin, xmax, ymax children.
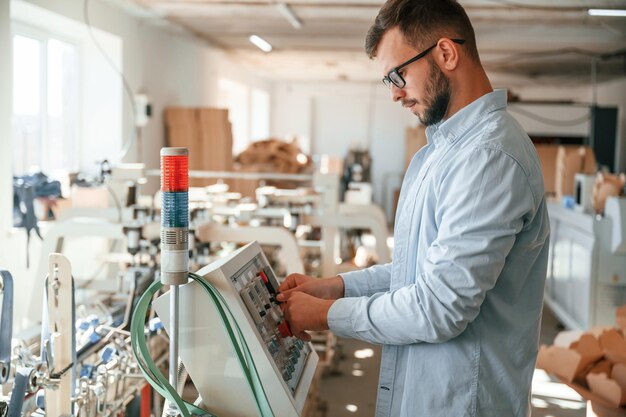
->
<box><xmin>154</xmin><ymin>241</ymin><xmax>319</xmax><ymax>417</ymax></box>
<box><xmin>574</xmin><ymin>173</ymin><xmax>595</xmax><ymax>213</ymax></box>
<box><xmin>545</xmin><ymin>200</ymin><xmax>626</xmax><ymax>330</ymax></box>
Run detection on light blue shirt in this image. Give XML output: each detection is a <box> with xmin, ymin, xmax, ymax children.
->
<box><xmin>327</xmin><ymin>90</ymin><xmax>550</xmax><ymax>417</ymax></box>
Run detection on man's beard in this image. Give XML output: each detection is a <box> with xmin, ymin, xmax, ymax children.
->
<box><xmin>416</xmin><ymin>60</ymin><xmax>451</xmax><ymax>126</ymax></box>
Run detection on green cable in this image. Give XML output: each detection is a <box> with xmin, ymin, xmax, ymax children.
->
<box><xmin>131</xmin><ymin>279</ymin><xmax>203</xmax><ymax>416</ymax></box>
<box><xmin>189</xmin><ymin>272</ymin><xmax>274</xmax><ymax>417</ymax></box>
<box><xmin>130</xmin><ymin>272</ymin><xmax>275</xmax><ymax>417</ymax></box>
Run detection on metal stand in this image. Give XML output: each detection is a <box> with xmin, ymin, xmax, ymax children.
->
<box><xmin>167</xmin><ymin>285</ymin><xmax>180</xmax><ymax>415</ymax></box>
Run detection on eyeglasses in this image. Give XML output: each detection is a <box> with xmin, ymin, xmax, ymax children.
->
<box><xmin>382</xmin><ymin>38</ymin><xmax>465</xmax><ymax>89</ymax></box>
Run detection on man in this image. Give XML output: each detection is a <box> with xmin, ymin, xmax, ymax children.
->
<box><xmin>277</xmin><ymin>0</ymin><xmax>550</xmax><ymax>415</ymax></box>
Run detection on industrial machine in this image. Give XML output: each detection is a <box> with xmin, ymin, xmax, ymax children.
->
<box><xmin>133</xmin><ymin>149</ymin><xmax>318</xmax><ymax>416</ymax></box>
<box><xmin>0</xmin><ymin>252</ymin><xmax>164</xmax><ymax>417</ymax></box>
<box><xmin>545</xmin><ymin>197</ymin><xmax>626</xmax><ymax>330</ymax></box>
<box><xmin>0</xmin><ymin>157</ymin><xmax>165</xmax><ymax>416</ymax></box>
<box><xmin>153</xmin><ymin>241</ymin><xmax>319</xmax><ymax>416</ymax></box>
<box><xmin>1</xmin><ymin>146</ymin><xmax>370</xmax><ymax>416</ymax></box>
<box><xmin>150</xmin><ymin>168</ymin><xmax>391</xmax><ymax>278</ymax></box>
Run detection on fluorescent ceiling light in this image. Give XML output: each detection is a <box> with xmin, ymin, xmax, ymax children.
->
<box><xmin>588</xmin><ymin>9</ymin><xmax>626</xmax><ymax>17</ymax></box>
<box><xmin>276</xmin><ymin>3</ymin><xmax>302</xmax><ymax>29</ymax></box>
<box><xmin>249</xmin><ymin>35</ymin><xmax>273</xmax><ymax>52</ymax></box>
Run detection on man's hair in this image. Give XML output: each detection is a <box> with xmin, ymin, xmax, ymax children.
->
<box><xmin>365</xmin><ymin>0</ymin><xmax>480</xmax><ymax>63</ymax></box>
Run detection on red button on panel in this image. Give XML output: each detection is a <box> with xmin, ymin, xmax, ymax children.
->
<box><xmin>278</xmin><ymin>320</ymin><xmax>292</xmax><ymax>338</ymax></box>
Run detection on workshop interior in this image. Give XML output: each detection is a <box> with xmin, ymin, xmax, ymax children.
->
<box><xmin>1</xmin><ymin>0</ymin><xmax>626</xmax><ymax>416</ymax></box>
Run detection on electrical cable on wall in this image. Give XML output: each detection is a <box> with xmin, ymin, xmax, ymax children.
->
<box><xmin>508</xmin><ymin>106</ymin><xmax>591</xmax><ymax>127</ymax></box>
<box><xmin>482</xmin><ymin>0</ymin><xmax>588</xmax><ymax>12</ymax></box>
<box><xmin>483</xmin><ymin>48</ymin><xmax>597</xmax><ymax>69</ymax></box>
<box><xmin>83</xmin><ymin>0</ymin><xmax>138</xmax><ymax>163</ymax></box>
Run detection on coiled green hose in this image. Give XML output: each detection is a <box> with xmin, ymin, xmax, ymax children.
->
<box><xmin>130</xmin><ymin>272</ymin><xmax>275</xmax><ymax>417</ymax></box>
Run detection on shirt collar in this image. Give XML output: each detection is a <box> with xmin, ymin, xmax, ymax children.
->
<box><xmin>425</xmin><ymin>89</ymin><xmax>507</xmax><ymax>146</ymax></box>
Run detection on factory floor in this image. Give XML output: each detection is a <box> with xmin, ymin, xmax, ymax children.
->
<box><xmin>317</xmin><ymin>305</ymin><xmax>587</xmax><ymax>417</ymax></box>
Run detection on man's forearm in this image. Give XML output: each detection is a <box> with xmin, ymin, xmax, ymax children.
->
<box><xmin>326</xmin><ymin>275</ymin><xmax>345</xmax><ymax>299</ymax></box>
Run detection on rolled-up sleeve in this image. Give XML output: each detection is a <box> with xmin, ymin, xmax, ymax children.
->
<box><xmin>339</xmin><ymin>263</ymin><xmax>392</xmax><ymax>298</ymax></box>
<box><xmin>328</xmin><ymin>147</ymin><xmax>536</xmax><ymax>345</ymax></box>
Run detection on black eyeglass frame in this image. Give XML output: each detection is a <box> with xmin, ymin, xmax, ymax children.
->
<box><xmin>382</xmin><ymin>38</ymin><xmax>466</xmax><ymax>89</ymax></box>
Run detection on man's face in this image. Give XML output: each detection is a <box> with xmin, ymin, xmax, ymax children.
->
<box><xmin>376</xmin><ymin>27</ymin><xmax>451</xmax><ymax>126</ymax></box>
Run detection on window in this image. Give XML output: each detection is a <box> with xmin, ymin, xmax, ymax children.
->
<box><xmin>12</xmin><ymin>0</ymin><xmax>123</xmax><ymax>177</ymax></box>
<box><xmin>218</xmin><ymin>78</ymin><xmax>250</xmax><ymax>155</ymax></box>
<box><xmin>250</xmin><ymin>88</ymin><xmax>270</xmax><ymax>141</ymax></box>
<box><xmin>12</xmin><ymin>30</ymin><xmax>79</xmax><ymax>177</ymax></box>
<box><xmin>218</xmin><ymin>79</ymin><xmax>271</xmax><ymax>156</ymax></box>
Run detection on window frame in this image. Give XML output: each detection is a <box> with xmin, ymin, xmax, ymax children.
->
<box><xmin>11</xmin><ymin>21</ymin><xmax>82</xmax><ymax>176</ymax></box>
<box><xmin>218</xmin><ymin>78</ymin><xmax>272</xmax><ymax>156</ymax></box>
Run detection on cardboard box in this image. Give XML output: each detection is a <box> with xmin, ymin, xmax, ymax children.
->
<box><xmin>599</xmin><ymin>330</ymin><xmax>626</xmax><ymax>365</ymax></box>
<box><xmin>616</xmin><ymin>306</ymin><xmax>626</xmax><ymax>333</ymax></box>
<box><xmin>536</xmin><ymin>333</ymin><xmax>603</xmax><ymax>383</ymax></box>
<box><xmin>535</xmin><ymin>144</ymin><xmax>560</xmax><ymax>196</ymax></box>
<box><xmin>71</xmin><ymin>185</ymin><xmax>110</xmax><ymax>208</ymax></box>
<box><xmin>555</xmin><ymin>145</ymin><xmax>596</xmax><ymax>199</ymax></box>
<box><xmin>405</xmin><ymin>125</ymin><xmax>427</xmax><ymax>170</ymax></box>
<box><xmin>165</xmin><ymin>107</ymin><xmax>234</xmax><ymax>188</ymax></box>
<box><xmin>587</xmin><ymin>400</ymin><xmax>626</xmax><ymax>417</ymax></box>
<box><xmin>537</xmin><ymin>306</ymin><xmax>626</xmax><ymax>415</ymax></box>
<box><xmin>230</xmin><ymin>163</ymin><xmax>265</xmax><ymax>199</ymax></box>
<box><xmin>587</xmin><ymin>372</ymin><xmax>626</xmax><ymax>407</ymax></box>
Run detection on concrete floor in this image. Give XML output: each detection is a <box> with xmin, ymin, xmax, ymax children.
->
<box><xmin>318</xmin><ymin>305</ymin><xmax>587</xmax><ymax>417</ymax></box>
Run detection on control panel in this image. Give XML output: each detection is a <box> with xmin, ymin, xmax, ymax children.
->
<box><xmin>229</xmin><ymin>255</ymin><xmax>312</xmax><ymax>394</ymax></box>
<box><xmin>154</xmin><ymin>241</ymin><xmax>318</xmax><ymax>417</ymax></box>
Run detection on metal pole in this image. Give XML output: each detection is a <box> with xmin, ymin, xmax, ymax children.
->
<box><xmin>160</xmin><ymin>147</ymin><xmax>189</xmax><ymax>416</ymax></box>
<box><xmin>168</xmin><ymin>285</ymin><xmax>179</xmax><ymax>415</ymax></box>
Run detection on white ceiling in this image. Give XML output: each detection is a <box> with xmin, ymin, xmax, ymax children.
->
<box><xmin>130</xmin><ymin>0</ymin><xmax>626</xmax><ymax>85</ymax></box>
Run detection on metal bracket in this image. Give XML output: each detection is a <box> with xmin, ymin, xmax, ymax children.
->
<box><xmin>44</xmin><ymin>254</ymin><xmax>74</xmax><ymax>417</ymax></box>
<box><xmin>0</xmin><ymin>270</ymin><xmax>13</xmax><ymax>385</ymax></box>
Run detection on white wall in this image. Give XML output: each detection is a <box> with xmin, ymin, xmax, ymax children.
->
<box><xmin>271</xmin><ymin>81</ymin><xmax>415</xmax><ymax>219</ymax></box>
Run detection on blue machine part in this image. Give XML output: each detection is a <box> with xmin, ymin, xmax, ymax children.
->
<box><xmin>0</xmin><ymin>270</ymin><xmax>14</xmax><ymax>385</ymax></box>
<box><xmin>87</xmin><ymin>314</ymin><xmax>100</xmax><ymax>328</ymax></box>
<box><xmin>79</xmin><ymin>364</ymin><xmax>94</xmax><ymax>379</ymax></box>
<box><xmin>148</xmin><ymin>317</ymin><xmax>163</xmax><ymax>332</ymax></box>
<box><xmin>35</xmin><ymin>390</ymin><xmax>45</xmax><ymax>410</ymax></box>
<box><xmin>86</xmin><ymin>327</ymin><xmax>101</xmax><ymax>344</ymax></box>
<box><xmin>7</xmin><ymin>367</ymin><xmax>32</xmax><ymax>417</ymax></box>
<box><xmin>100</xmin><ymin>346</ymin><xmax>117</xmax><ymax>363</ymax></box>
<box><xmin>76</xmin><ymin>319</ymin><xmax>89</xmax><ymax>331</ymax></box>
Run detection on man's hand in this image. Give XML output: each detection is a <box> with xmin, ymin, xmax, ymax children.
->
<box><xmin>277</xmin><ymin>273</ymin><xmax>345</xmax><ymax>302</ymax></box>
<box><xmin>280</xmin><ymin>291</ymin><xmax>335</xmax><ymax>341</ymax></box>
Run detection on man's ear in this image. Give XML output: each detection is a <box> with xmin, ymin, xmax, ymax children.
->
<box><xmin>434</xmin><ymin>38</ymin><xmax>460</xmax><ymax>71</ymax></box>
